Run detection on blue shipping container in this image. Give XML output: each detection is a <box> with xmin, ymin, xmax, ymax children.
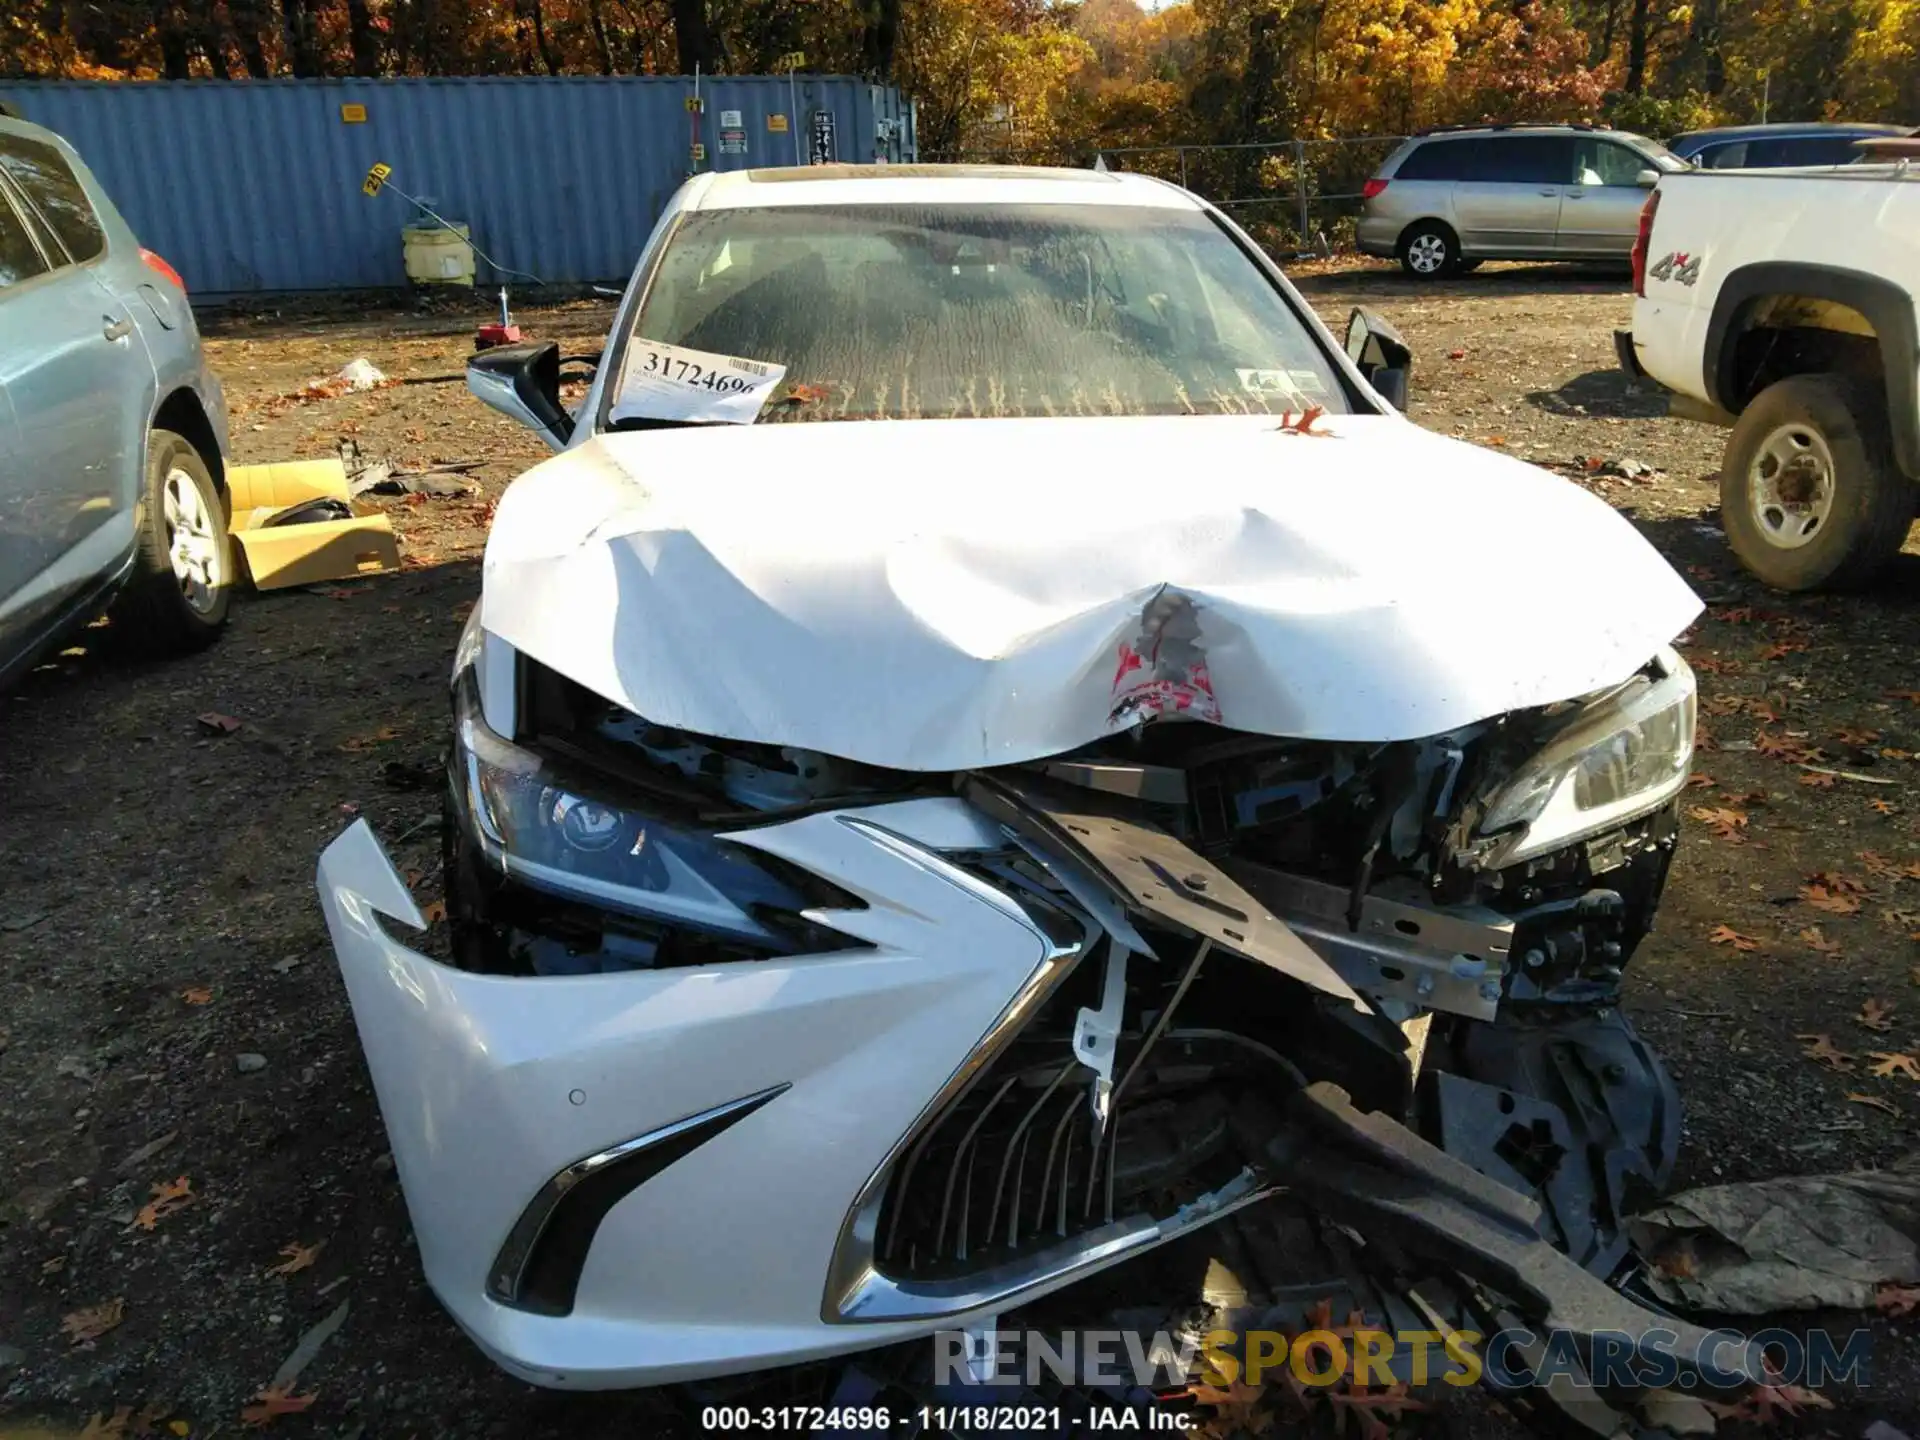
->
<box><xmin>0</xmin><ymin>76</ymin><xmax>918</xmax><ymax>294</ymax></box>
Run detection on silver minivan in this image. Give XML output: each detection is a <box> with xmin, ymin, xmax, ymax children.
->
<box><xmin>0</xmin><ymin>113</ymin><xmax>231</xmax><ymax>686</ymax></box>
<box><xmin>1357</xmin><ymin>125</ymin><xmax>1687</xmax><ymax>278</ymax></box>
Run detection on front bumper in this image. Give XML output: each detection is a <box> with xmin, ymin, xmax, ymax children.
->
<box><xmin>317</xmin><ymin>801</ymin><xmax>1124</xmax><ymax>1388</ymax></box>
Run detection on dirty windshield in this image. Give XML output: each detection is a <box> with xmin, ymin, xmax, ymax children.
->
<box><xmin>611</xmin><ymin>203</ymin><xmax>1349</xmax><ymax>426</ymax></box>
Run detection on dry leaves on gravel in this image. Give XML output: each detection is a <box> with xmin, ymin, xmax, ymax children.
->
<box><xmin>1797</xmin><ymin>1034</ymin><xmax>1856</xmax><ymax>1072</ymax></box>
<box><xmin>132</xmin><ymin>1176</ymin><xmax>193</xmax><ymax>1231</ymax></box>
<box><xmin>1801</xmin><ymin>885</ymin><xmax>1863</xmax><ymax>916</ymax></box>
<box><xmin>1799</xmin><ymin>926</ymin><xmax>1842</xmax><ymax>955</ymax></box>
<box><xmin>1848</xmin><ymin>1092</ymin><xmax>1900</xmax><ymax>1117</ymax></box>
<box><xmin>1708</xmin><ymin>924</ymin><xmax>1760</xmax><ymax>952</ymax></box>
<box><xmin>267</xmin><ymin>1240</ymin><xmax>324</xmax><ymax>1276</ymax></box>
<box><xmin>1869</xmin><ymin>1052</ymin><xmax>1920</xmax><ymax>1081</ymax></box>
<box><xmin>1799</xmin><ymin>770</ymin><xmax>1837</xmax><ymax>789</ymax></box>
<box><xmin>240</xmin><ymin>1382</ymin><xmax>318</xmax><ymax>1428</ymax></box>
<box><xmin>1703</xmin><ymin>1385</ymin><xmax>1833</xmax><ymax>1425</ymax></box>
<box><xmin>180</xmin><ymin>986</ymin><xmax>213</xmax><ymax>1005</ymax></box>
<box><xmin>1690</xmin><ymin>806</ymin><xmax>1748</xmax><ymax>841</ymax></box>
<box><xmin>62</xmin><ymin>1297</ymin><xmax>126</xmax><ymax>1344</ymax></box>
<box><xmin>1859</xmin><ymin>998</ymin><xmax>1896</xmax><ymax>1032</ymax></box>
<box><xmin>1878</xmin><ymin>1282</ymin><xmax>1920</xmax><ymax>1316</ymax></box>
<box><xmin>1327</xmin><ymin>1383</ymin><xmax>1429</xmax><ymax>1440</ymax></box>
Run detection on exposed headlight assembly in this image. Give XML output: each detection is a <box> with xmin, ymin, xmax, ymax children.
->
<box><xmin>1476</xmin><ymin>648</ymin><xmax>1695</xmax><ymax>867</ymax></box>
<box><xmin>448</xmin><ymin>675</ymin><xmax>839</xmax><ymax>967</ymax></box>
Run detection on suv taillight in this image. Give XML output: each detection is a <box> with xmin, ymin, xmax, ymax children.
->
<box><xmin>1630</xmin><ymin>189</ymin><xmax>1661</xmax><ymax>297</ymax></box>
<box><xmin>1362</xmin><ymin>178</ymin><xmax>1390</xmax><ymax>201</ymax></box>
<box><xmin>140</xmin><ymin>248</ymin><xmax>185</xmax><ymax>292</ymax></box>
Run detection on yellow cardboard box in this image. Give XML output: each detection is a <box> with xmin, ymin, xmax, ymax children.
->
<box><xmin>227</xmin><ymin>459</ymin><xmax>400</xmax><ymax>590</ymax></box>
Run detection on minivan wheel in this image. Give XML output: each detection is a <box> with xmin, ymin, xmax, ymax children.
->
<box><xmin>1719</xmin><ymin>375</ymin><xmax>1913</xmax><ymax>591</ymax></box>
<box><xmin>1398</xmin><ymin>222</ymin><xmax>1458</xmax><ymax>278</ymax></box>
<box><xmin>109</xmin><ymin>429</ymin><xmax>232</xmax><ymax>653</ymax></box>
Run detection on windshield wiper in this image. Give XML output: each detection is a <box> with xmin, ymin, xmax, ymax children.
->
<box><xmin>604</xmin><ymin>415</ymin><xmax>726</xmax><ymax>433</ymax></box>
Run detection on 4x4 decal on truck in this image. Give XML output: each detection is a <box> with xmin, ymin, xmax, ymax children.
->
<box><xmin>1649</xmin><ymin>251</ymin><xmax>1701</xmax><ymax>286</ymax></box>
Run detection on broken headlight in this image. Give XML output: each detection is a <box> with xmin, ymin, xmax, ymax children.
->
<box><xmin>1476</xmin><ymin>649</ymin><xmax>1695</xmax><ymax>866</ymax></box>
<box><xmin>450</xmin><ymin>681</ymin><xmax>810</xmax><ymax>949</ymax></box>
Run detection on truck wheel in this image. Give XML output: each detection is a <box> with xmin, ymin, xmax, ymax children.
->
<box><xmin>109</xmin><ymin>429</ymin><xmax>232</xmax><ymax>653</ymax></box>
<box><xmin>1398</xmin><ymin>222</ymin><xmax>1458</xmax><ymax>279</ymax></box>
<box><xmin>1719</xmin><ymin>375</ymin><xmax>1914</xmax><ymax>591</ymax></box>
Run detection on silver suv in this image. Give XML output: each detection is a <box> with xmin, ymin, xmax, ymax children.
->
<box><xmin>1357</xmin><ymin>124</ymin><xmax>1686</xmax><ymax>278</ymax></box>
<box><xmin>0</xmin><ymin>114</ymin><xmax>231</xmax><ymax>686</ymax></box>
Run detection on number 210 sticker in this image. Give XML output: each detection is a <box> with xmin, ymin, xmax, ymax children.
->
<box><xmin>612</xmin><ymin>341</ymin><xmax>788</xmax><ymax>425</ymax></box>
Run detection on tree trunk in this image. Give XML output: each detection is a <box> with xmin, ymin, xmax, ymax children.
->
<box><xmin>155</xmin><ymin>0</ymin><xmax>192</xmax><ymax>78</ymax></box>
<box><xmin>1625</xmin><ymin>0</ymin><xmax>1650</xmax><ymax>93</ymax></box>
<box><xmin>589</xmin><ymin>0</ymin><xmax>617</xmax><ymax>74</ymax></box>
<box><xmin>227</xmin><ymin>0</ymin><xmax>272</xmax><ymax>76</ymax></box>
<box><xmin>859</xmin><ymin>0</ymin><xmax>902</xmax><ymax>79</ymax></box>
<box><xmin>528</xmin><ymin>0</ymin><xmax>561</xmax><ymax>73</ymax></box>
<box><xmin>1694</xmin><ymin>0</ymin><xmax>1724</xmax><ymax>94</ymax></box>
<box><xmin>282</xmin><ymin>0</ymin><xmax>322</xmax><ymax>76</ymax></box>
<box><xmin>1594</xmin><ymin>0</ymin><xmax>1620</xmax><ymax>68</ymax></box>
<box><xmin>198</xmin><ymin>26</ymin><xmax>233</xmax><ymax>78</ymax></box>
<box><xmin>669</xmin><ymin>0</ymin><xmax>719</xmax><ymax>73</ymax></box>
<box><xmin>346</xmin><ymin>0</ymin><xmax>381</xmax><ymax>74</ymax></box>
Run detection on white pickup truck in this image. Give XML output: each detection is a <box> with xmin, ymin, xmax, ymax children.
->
<box><xmin>1618</xmin><ymin>150</ymin><xmax>1919</xmax><ymax>589</ymax></box>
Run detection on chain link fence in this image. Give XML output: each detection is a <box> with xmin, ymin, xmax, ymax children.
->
<box><xmin>957</xmin><ymin>135</ymin><xmax>1410</xmax><ymax>256</ymax></box>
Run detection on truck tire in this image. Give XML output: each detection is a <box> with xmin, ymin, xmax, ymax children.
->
<box><xmin>1719</xmin><ymin>375</ymin><xmax>1914</xmax><ymax>591</ymax></box>
<box><xmin>108</xmin><ymin>429</ymin><xmax>232</xmax><ymax>653</ymax></box>
<box><xmin>1397</xmin><ymin>221</ymin><xmax>1459</xmax><ymax>279</ymax></box>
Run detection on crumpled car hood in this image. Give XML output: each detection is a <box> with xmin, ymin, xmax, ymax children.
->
<box><xmin>480</xmin><ymin>414</ymin><xmax>1701</xmax><ymax>770</ymax></box>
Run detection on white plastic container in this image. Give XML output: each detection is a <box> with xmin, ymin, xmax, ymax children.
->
<box><xmin>402</xmin><ymin>219</ymin><xmax>475</xmax><ymax>286</ymax></box>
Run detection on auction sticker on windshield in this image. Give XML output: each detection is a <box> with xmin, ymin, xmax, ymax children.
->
<box><xmin>613</xmin><ymin>341</ymin><xmax>788</xmax><ymax>425</ymax></box>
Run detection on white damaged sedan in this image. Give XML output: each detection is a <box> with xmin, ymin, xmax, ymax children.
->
<box><xmin>316</xmin><ymin>166</ymin><xmax>1745</xmax><ymax>1405</ymax></box>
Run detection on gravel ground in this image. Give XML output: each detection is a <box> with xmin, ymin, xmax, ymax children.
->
<box><xmin>2</xmin><ymin>263</ymin><xmax>1918</xmax><ymax>1439</ymax></box>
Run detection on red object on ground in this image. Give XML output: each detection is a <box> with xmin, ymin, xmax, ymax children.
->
<box><xmin>474</xmin><ymin>322</ymin><xmax>523</xmax><ymax>350</ymax></box>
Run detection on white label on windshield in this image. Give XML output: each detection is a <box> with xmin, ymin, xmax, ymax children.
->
<box><xmin>613</xmin><ymin>341</ymin><xmax>788</xmax><ymax>425</ymax></box>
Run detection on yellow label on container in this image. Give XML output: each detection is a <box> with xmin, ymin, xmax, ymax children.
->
<box><xmin>768</xmin><ymin>114</ymin><xmax>789</xmax><ymax>133</ymax></box>
<box><xmin>340</xmin><ymin>103</ymin><xmax>367</xmax><ymax>123</ymax></box>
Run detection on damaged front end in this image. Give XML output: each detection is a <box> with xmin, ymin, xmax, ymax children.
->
<box><xmin>318</xmin><ymin>622</ymin><xmax>1746</xmax><ymax>1405</ymax></box>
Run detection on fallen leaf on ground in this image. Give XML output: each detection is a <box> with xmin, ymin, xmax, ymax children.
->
<box><xmin>1878</xmin><ymin>1282</ymin><xmax>1920</xmax><ymax>1315</ymax></box>
<box><xmin>421</xmin><ymin>900</ymin><xmax>447</xmax><ymax>923</ymax></box>
<box><xmin>180</xmin><ymin>986</ymin><xmax>213</xmax><ymax>1005</ymax></box>
<box><xmin>1849</xmin><ymin>1092</ymin><xmax>1900</xmax><ymax>1117</ymax></box>
<box><xmin>1799</xmin><ymin>926</ymin><xmax>1842</xmax><ymax>955</ymax></box>
<box><xmin>1885</xmin><ymin>748</ymin><xmax>1914</xmax><ymax>761</ymax></box>
<box><xmin>240</xmin><ymin>1382</ymin><xmax>318</xmax><ymax>1428</ymax></box>
<box><xmin>1859</xmin><ymin>998</ymin><xmax>1896</xmax><ymax>1032</ymax></box>
<box><xmin>1810</xmin><ymin>871</ymin><xmax>1871</xmax><ymax>895</ymax></box>
<box><xmin>1712</xmin><ymin>606</ymin><xmax>1756</xmax><ymax>624</ymax></box>
<box><xmin>43</xmin><ymin>1254</ymin><xmax>66</xmax><ymax>1273</ymax></box>
<box><xmin>195</xmin><ymin>712</ymin><xmax>242</xmax><ymax>735</ymax></box>
<box><xmin>1703</xmin><ymin>1385</ymin><xmax>1833</xmax><ymax>1424</ymax></box>
<box><xmin>1801</xmin><ymin>885</ymin><xmax>1862</xmax><ymax>915</ymax></box>
<box><xmin>1708</xmin><ymin>923</ymin><xmax>1759</xmax><ymax>951</ymax></box>
<box><xmin>1871</xmin><ymin>799</ymin><xmax>1897</xmax><ymax>815</ymax></box>
<box><xmin>1757</xmin><ymin>641</ymin><xmax>1808</xmax><ymax>661</ymax></box>
<box><xmin>1858</xmin><ymin>850</ymin><xmax>1899</xmax><ymax>877</ymax></box>
<box><xmin>1886</xmin><ymin>690</ymin><xmax>1920</xmax><ymax>705</ymax></box>
<box><xmin>132</xmin><ymin>1176</ymin><xmax>193</xmax><ymax>1231</ymax></box>
<box><xmin>1328</xmin><ymin>1382</ymin><xmax>1428</xmax><ymax>1440</ymax></box>
<box><xmin>1689</xmin><ymin>806</ymin><xmax>1748</xmax><ymax>841</ymax></box>
<box><xmin>268</xmin><ymin>1240</ymin><xmax>324</xmax><ymax>1276</ymax></box>
<box><xmin>1869</xmin><ymin>1052</ymin><xmax>1920</xmax><ymax>1081</ymax></box>
<box><xmin>62</xmin><ymin>1297</ymin><xmax>126</xmax><ymax>1344</ymax></box>
<box><xmin>1834</xmin><ymin>726</ymin><xmax>1882</xmax><ymax>745</ymax></box>
<box><xmin>1903</xmin><ymin>860</ymin><xmax>1920</xmax><ymax>881</ymax></box>
<box><xmin>1799</xmin><ymin>770</ymin><xmax>1837</xmax><ymax>789</ymax></box>
<box><xmin>1754</xmin><ymin>730</ymin><xmax>1819</xmax><ymax>762</ymax></box>
<box><xmin>77</xmin><ymin>1407</ymin><xmax>131</xmax><ymax>1440</ymax></box>
<box><xmin>1798</xmin><ymin>1034</ymin><xmax>1856</xmax><ymax>1071</ymax></box>
<box><xmin>1686</xmin><ymin>772</ymin><xmax>1715</xmax><ymax>789</ymax></box>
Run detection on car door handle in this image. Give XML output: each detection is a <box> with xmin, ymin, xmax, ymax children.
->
<box><xmin>1538</xmin><ymin>189</ymin><xmax>1562</xmax><ymax>197</ymax></box>
<box><xmin>103</xmin><ymin>315</ymin><xmax>134</xmax><ymax>341</ymax></box>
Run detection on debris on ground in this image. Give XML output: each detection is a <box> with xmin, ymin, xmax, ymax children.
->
<box><xmin>331</xmin><ymin>358</ymin><xmax>388</xmax><ymax>391</ymax></box>
<box><xmin>1630</xmin><ymin>1155</ymin><xmax>1920</xmax><ymax>1312</ymax></box>
<box><xmin>268</xmin><ymin>1299</ymin><xmax>348</xmax><ymax>1390</ymax></box>
<box><xmin>340</xmin><ymin>438</ymin><xmax>482</xmax><ymax>498</ymax></box>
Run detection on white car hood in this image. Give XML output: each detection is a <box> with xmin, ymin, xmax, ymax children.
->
<box><xmin>481</xmin><ymin>414</ymin><xmax>1701</xmax><ymax>771</ymax></box>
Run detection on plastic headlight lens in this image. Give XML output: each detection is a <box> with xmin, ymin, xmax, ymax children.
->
<box><xmin>451</xmin><ymin>693</ymin><xmax>804</xmax><ymax>946</ymax></box>
<box><xmin>1478</xmin><ymin>650</ymin><xmax>1695</xmax><ymax>864</ymax></box>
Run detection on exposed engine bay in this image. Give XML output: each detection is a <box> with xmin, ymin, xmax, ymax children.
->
<box><xmin>379</xmin><ymin>636</ymin><xmax>1743</xmax><ymax>1422</ymax></box>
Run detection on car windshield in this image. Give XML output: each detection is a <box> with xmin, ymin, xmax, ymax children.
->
<box><xmin>610</xmin><ymin>202</ymin><xmax>1349</xmax><ymax>427</ymax></box>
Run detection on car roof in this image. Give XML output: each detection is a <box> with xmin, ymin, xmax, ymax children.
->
<box><xmin>1670</xmin><ymin>122</ymin><xmax>1910</xmax><ymax>147</ymax></box>
<box><xmin>1410</xmin><ymin>124</ymin><xmax>1647</xmax><ymax>142</ymax></box>
<box><xmin>686</xmin><ymin>163</ymin><xmax>1202</xmax><ymax>211</ymax></box>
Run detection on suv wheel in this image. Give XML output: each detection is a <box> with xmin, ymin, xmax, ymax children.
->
<box><xmin>1719</xmin><ymin>375</ymin><xmax>1913</xmax><ymax>591</ymax></box>
<box><xmin>109</xmin><ymin>429</ymin><xmax>232</xmax><ymax>653</ymax></box>
<box><xmin>1398</xmin><ymin>222</ymin><xmax>1458</xmax><ymax>279</ymax></box>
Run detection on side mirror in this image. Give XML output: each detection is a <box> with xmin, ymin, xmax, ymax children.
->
<box><xmin>1343</xmin><ymin>307</ymin><xmax>1413</xmax><ymax>411</ymax></box>
<box><xmin>1636</xmin><ymin>168</ymin><xmax>1661</xmax><ymax>187</ymax></box>
<box><xmin>468</xmin><ymin>341</ymin><xmax>573</xmax><ymax>450</ymax></box>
